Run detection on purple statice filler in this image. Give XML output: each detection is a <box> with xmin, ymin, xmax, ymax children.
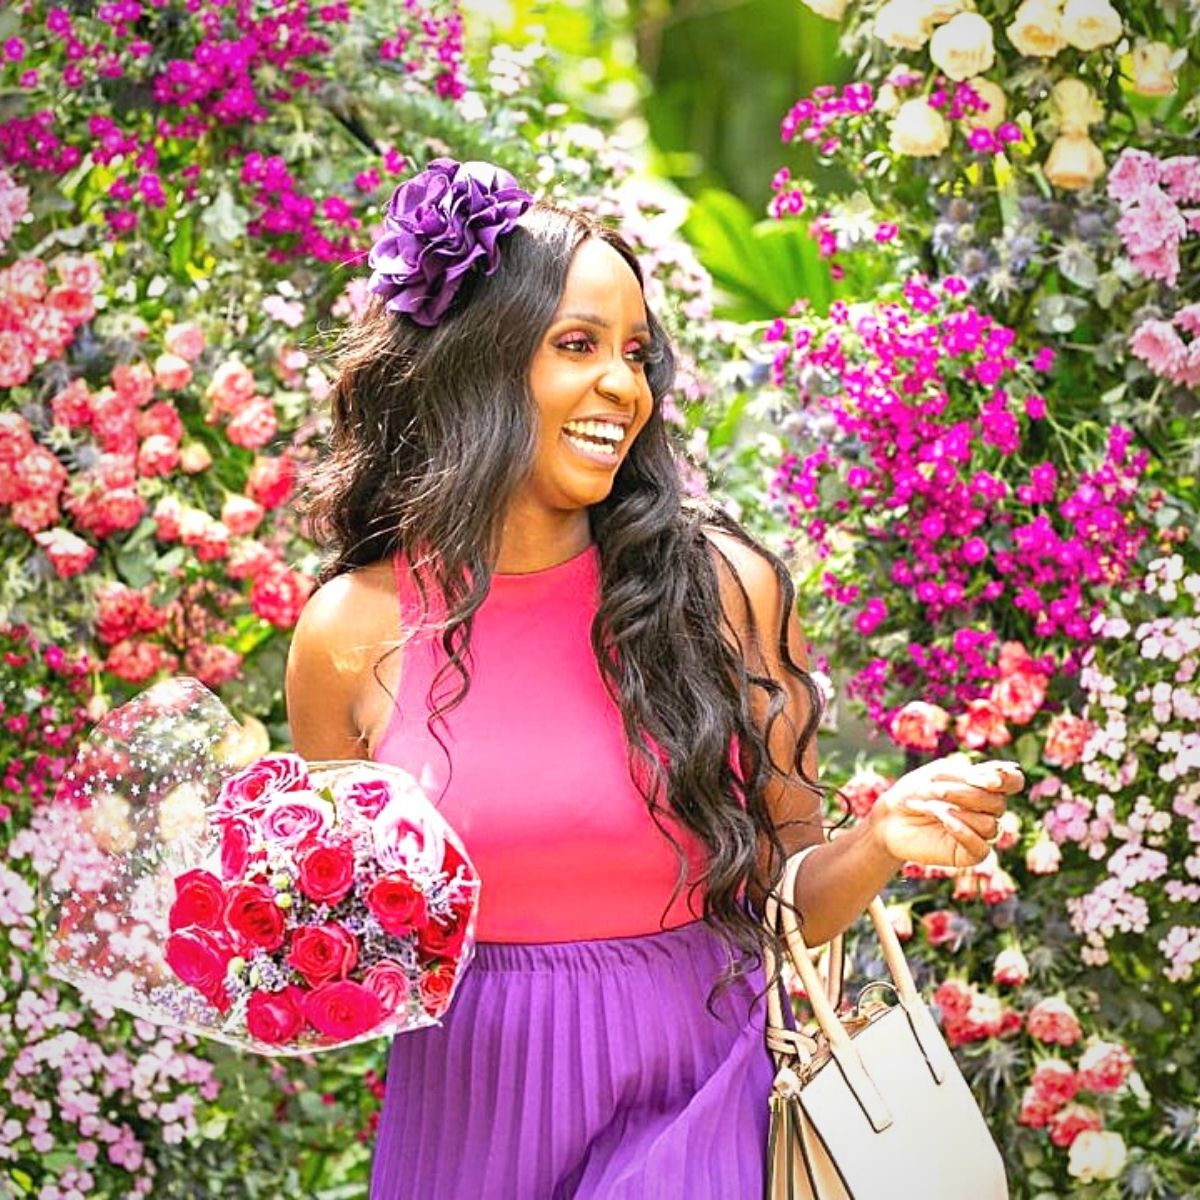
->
<box><xmin>367</xmin><ymin>158</ymin><xmax>534</xmax><ymax>326</ymax></box>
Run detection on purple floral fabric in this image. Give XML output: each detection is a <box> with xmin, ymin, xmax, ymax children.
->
<box><xmin>367</xmin><ymin>158</ymin><xmax>534</xmax><ymax>326</ymax></box>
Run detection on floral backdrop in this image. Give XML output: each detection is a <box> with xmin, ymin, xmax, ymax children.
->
<box><xmin>0</xmin><ymin>0</ymin><xmax>1197</xmax><ymax>1196</ymax></box>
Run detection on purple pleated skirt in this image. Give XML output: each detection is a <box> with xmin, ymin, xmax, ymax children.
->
<box><xmin>369</xmin><ymin>919</ymin><xmax>773</xmax><ymax>1199</ymax></box>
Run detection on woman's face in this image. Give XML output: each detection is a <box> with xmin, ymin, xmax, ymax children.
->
<box><xmin>519</xmin><ymin>237</ymin><xmax>656</xmax><ymax>516</ymax></box>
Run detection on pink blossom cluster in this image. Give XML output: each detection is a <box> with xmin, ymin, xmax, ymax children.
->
<box><xmin>1016</xmin><ymin>1036</ymin><xmax>1132</xmax><ymax>1148</ymax></box>
<box><xmin>1107</xmin><ymin>149</ymin><xmax>1200</xmax><ymax>288</ymax></box>
<box><xmin>380</xmin><ymin>0</ymin><xmax>468</xmax><ymax>102</ymax></box>
<box><xmin>770</xmin><ymin>281</ymin><xmax>1149</xmax><ymax>725</ymax></box>
<box><xmin>0</xmin><ymin>253</ymin><xmax>101</xmax><ymax>388</ymax></box>
<box><xmin>0</xmin><ymin>166</ymin><xmax>29</xmax><ymax>251</ymax></box>
<box><xmin>1129</xmin><ymin>305</ymin><xmax>1200</xmax><ymax>390</ymax></box>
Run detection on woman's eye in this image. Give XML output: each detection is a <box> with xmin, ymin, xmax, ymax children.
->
<box><xmin>557</xmin><ymin>333</ymin><xmax>594</xmax><ymax>353</ymax></box>
<box><xmin>624</xmin><ymin>342</ymin><xmax>651</xmax><ymax>364</ymax></box>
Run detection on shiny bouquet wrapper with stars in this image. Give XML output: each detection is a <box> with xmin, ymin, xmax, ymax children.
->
<box><xmin>40</xmin><ymin>677</ymin><xmax>480</xmax><ymax>1057</ymax></box>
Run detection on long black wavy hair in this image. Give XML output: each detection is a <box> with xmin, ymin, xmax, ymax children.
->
<box><xmin>302</xmin><ymin>200</ymin><xmax>827</xmax><ymax>1004</ymax></box>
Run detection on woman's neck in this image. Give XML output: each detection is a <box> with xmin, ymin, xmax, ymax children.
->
<box><xmin>494</xmin><ymin>510</ymin><xmax>593</xmax><ymax>574</ymax></box>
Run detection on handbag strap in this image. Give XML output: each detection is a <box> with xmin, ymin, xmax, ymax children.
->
<box><xmin>764</xmin><ymin>843</ymin><xmax>951</xmax><ymax>1131</ymax></box>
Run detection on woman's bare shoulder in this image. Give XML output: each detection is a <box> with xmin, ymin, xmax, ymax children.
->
<box><xmin>285</xmin><ymin>559</ymin><xmax>402</xmax><ymax>759</ymax></box>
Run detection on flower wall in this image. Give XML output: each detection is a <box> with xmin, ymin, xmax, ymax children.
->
<box><xmin>0</xmin><ymin>2</ymin><xmax>726</xmax><ymax>1195</ymax></box>
<box><xmin>745</xmin><ymin>0</ymin><xmax>1200</xmax><ymax>1193</ymax></box>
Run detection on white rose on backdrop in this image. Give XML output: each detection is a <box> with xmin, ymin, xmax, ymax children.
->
<box><xmin>1129</xmin><ymin>41</ymin><xmax>1177</xmax><ymax>96</ymax></box>
<box><xmin>1050</xmin><ymin>77</ymin><xmax>1105</xmax><ymax>135</ymax></box>
<box><xmin>1061</xmin><ymin>0</ymin><xmax>1123</xmax><ymax>51</ymax></box>
<box><xmin>1006</xmin><ymin>0</ymin><xmax>1066</xmax><ymax>58</ymax></box>
<box><xmin>929</xmin><ymin>12</ymin><xmax>996</xmax><ymax>81</ymax></box>
<box><xmin>799</xmin><ymin>0</ymin><xmax>850</xmax><ymax>19</ymax></box>
<box><xmin>1068</xmin><ymin>1131</ymin><xmax>1127</xmax><ymax>1182</ymax></box>
<box><xmin>963</xmin><ymin>77</ymin><xmax>1008</xmax><ymax>131</ymax></box>
<box><xmin>874</xmin><ymin>0</ymin><xmax>935</xmax><ymax>50</ymax></box>
<box><xmin>889</xmin><ymin>98</ymin><xmax>951</xmax><ymax>156</ymax></box>
<box><xmin>924</xmin><ymin>0</ymin><xmax>971</xmax><ymax>24</ymax></box>
<box><xmin>1044</xmin><ymin>133</ymin><xmax>1106</xmax><ymax>190</ymax></box>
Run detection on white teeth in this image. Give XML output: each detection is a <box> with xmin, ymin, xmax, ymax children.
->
<box><xmin>562</xmin><ymin>419</ymin><xmax>626</xmax><ymax>443</ymax></box>
<box><xmin>564</xmin><ymin>431</ymin><xmax>617</xmax><ymax>457</ymax></box>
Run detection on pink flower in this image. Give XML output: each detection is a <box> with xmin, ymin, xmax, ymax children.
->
<box><xmin>220</xmin><ymin>495</ymin><xmax>265</xmax><ymax>536</ymax></box>
<box><xmin>225</xmin><ymin>397</ymin><xmax>278</xmax><ymax>449</ymax></box>
<box><xmin>990</xmin><ymin>668</ymin><xmax>1048</xmax><ymax>726</ymax></box>
<box><xmin>260</xmin><ymin>791</ymin><xmax>335</xmax><ymax>847</ymax></box>
<box><xmin>954</xmin><ymin>698</ymin><xmax>1011</xmax><ymax>749</ymax></box>
<box><xmin>34</xmin><ymin>528</ymin><xmax>95</xmax><ymax>578</ymax></box>
<box><xmin>1026</xmin><ymin>997</ymin><xmax>1083</xmax><ymax>1046</ymax></box>
<box><xmin>372</xmin><ymin>794</ymin><xmax>445</xmax><ymax>875</ymax></box>
<box><xmin>1048</xmin><ymin>1103</ymin><xmax>1102</xmax><ymax>1149</ymax></box>
<box><xmin>249</xmin><ymin>562</ymin><xmax>313</xmax><ymax>629</ymax></box>
<box><xmin>215</xmin><ymin>753</ymin><xmax>311</xmax><ymax>822</ymax></box>
<box><xmin>1106</xmin><ymin>148</ymin><xmax>1161</xmax><ymax>205</ymax></box>
<box><xmin>164</xmin><ymin>321</ymin><xmax>206</xmax><ymax>362</ymax></box>
<box><xmin>992</xmin><ymin>947</ymin><xmax>1029</xmax><ymax>987</ymax></box>
<box><xmin>153</xmin><ymin>352</ymin><xmax>192</xmax><ymax>391</ymax></box>
<box><xmin>1076</xmin><ymin>1042</ymin><xmax>1133</xmax><ymax>1093</ymax></box>
<box><xmin>1042</xmin><ymin>711</ymin><xmax>1094</xmax><ymax>768</ymax></box>
<box><xmin>1030</xmin><ymin>1059</ymin><xmax>1079</xmax><ymax>1107</ymax></box>
<box><xmin>362</xmin><ymin>959</ymin><xmax>413</xmax><ymax>1014</ymax></box>
<box><xmin>1025</xmin><ymin>837</ymin><xmax>1062</xmax><ymax>875</ymax></box>
<box><xmin>889</xmin><ymin>700</ymin><xmax>950</xmax><ymax>751</ymax></box>
<box><xmin>837</xmin><ymin>767</ymin><xmax>893</xmax><ymax>819</ymax></box>
<box><xmin>206</xmin><ymin>359</ymin><xmax>257</xmax><ymax>420</ymax></box>
<box><xmin>1130</xmin><ymin>318</ymin><xmax>1187</xmax><ymax>380</ymax></box>
<box><xmin>338</xmin><ymin>774</ymin><xmax>398</xmax><ymax>822</ymax></box>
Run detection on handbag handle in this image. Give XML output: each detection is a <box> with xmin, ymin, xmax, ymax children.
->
<box><xmin>764</xmin><ymin>845</ymin><xmax>951</xmax><ymax>1131</ymax></box>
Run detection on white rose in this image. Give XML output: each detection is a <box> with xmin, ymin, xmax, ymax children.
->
<box><xmin>1050</xmin><ymin>77</ymin><xmax>1105</xmax><ymax>135</ymax></box>
<box><xmin>963</xmin><ymin>77</ymin><xmax>1008</xmax><ymax>130</ymax></box>
<box><xmin>178</xmin><ymin>441</ymin><xmax>213</xmax><ymax>473</ymax></box>
<box><xmin>1061</xmin><ymin>0</ymin><xmax>1122</xmax><ymax>51</ymax></box>
<box><xmin>800</xmin><ymin>0</ymin><xmax>849</xmax><ymax>19</ymax></box>
<box><xmin>1129</xmin><ymin>41</ymin><xmax>1177</xmax><ymax>96</ymax></box>
<box><xmin>874</xmin><ymin>0</ymin><xmax>935</xmax><ymax>51</ymax></box>
<box><xmin>929</xmin><ymin>12</ymin><xmax>996</xmax><ymax>81</ymax></box>
<box><xmin>1068</xmin><ymin>1131</ymin><xmax>1127</xmax><ymax>1182</ymax></box>
<box><xmin>889</xmin><ymin>98</ymin><xmax>951</xmax><ymax>156</ymax></box>
<box><xmin>924</xmin><ymin>0</ymin><xmax>971</xmax><ymax>24</ymax></box>
<box><xmin>1044</xmin><ymin>133</ymin><xmax>1106</xmax><ymax>190</ymax></box>
<box><xmin>1006</xmin><ymin>0</ymin><xmax>1066</xmax><ymax>58</ymax></box>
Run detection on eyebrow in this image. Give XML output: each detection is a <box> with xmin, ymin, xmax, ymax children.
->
<box><xmin>558</xmin><ymin>310</ymin><xmax>650</xmax><ymax>335</ymax></box>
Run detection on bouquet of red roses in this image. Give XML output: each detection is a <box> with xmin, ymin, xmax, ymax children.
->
<box><xmin>42</xmin><ymin>678</ymin><xmax>480</xmax><ymax>1056</ymax></box>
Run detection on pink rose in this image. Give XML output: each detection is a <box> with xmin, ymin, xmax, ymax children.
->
<box><xmin>219</xmin><ymin>817</ymin><xmax>254</xmax><ymax>881</ymax></box>
<box><xmin>338</xmin><ymin>775</ymin><xmax>396</xmax><ymax>822</ymax></box>
<box><xmin>1048</xmin><ymin>1103</ymin><xmax>1102</xmax><ymax>1149</ymax></box>
<box><xmin>362</xmin><ymin>959</ymin><xmax>413</xmax><ymax>1014</ymax></box>
<box><xmin>836</xmin><ymin>767</ymin><xmax>892</xmax><ymax>819</ymax></box>
<box><xmin>1026</xmin><ymin>997</ymin><xmax>1083</xmax><ymax>1046</ymax></box>
<box><xmin>888</xmin><ymin>700</ymin><xmax>950</xmax><ymax>752</ymax></box>
<box><xmin>220</xmin><ymin>495</ymin><xmax>264</xmax><ymax>537</ymax></box>
<box><xmin>990</xmin><ymin>668</ymin><xmax>1049</xmax><ymax>726</ymax></box>
<box><xmin>225</xmin><ymin>397</ymin><xmax>278</xmax><ymax>450</ymax></box>
<box><xmin>1030</xmin><ymin>1059</ymin><xmax>1079</xmax><ymax>1106</ymax></box>
<box><xmin>991</xmin><ymin>947</ymin><xmax>1029</xmax><ymax>987</ymax></box>
<box><xmin>1076</xmin><ymin>1042</ymin><xmax>1133</xmax><ymax>1093</ymax></box>
<box><xmin>215</xmin><ymin>753</ymin><xmax>310</xmax><ymax>821</ymax></box>
<box><xmin>153</xmin><ymin>352</ymin><xmax>192</xmax><ymax>391</ymax></box>
<box><xmin>259</xmin><ymin>791</ymin><xmax>334</xmax><ymax>848</ymax></box>
<box><xmin>164</xmin><ymin>321</ymin><xmax>205</xmax><ymax>362</ymax></box>
<box><xmin>169</xmin><ymin>869</ymin><xmax>226</xmax><ymax>932</ymax></box>
<box><xmin>372</xmin><ymin>795</ymin><xmax>444</xmax><ymax>874</ymax></box>
<box><xmin>954</xmin><ymin>698</ymin><xmax>1012</xmax><ymax>750</ymax></box>
<box><xmin>1042</xmin><ymin>712</ymin><xmax>1094</xmax><ymax>768</ymax></box>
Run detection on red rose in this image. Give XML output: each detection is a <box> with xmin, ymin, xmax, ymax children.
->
<box><xmin>245</xmin><ymin>985</ymin><xmax>307</xmax><ymax>1045</ymax></box>
<box><xmin>296</xmin><ymin>840</ymin><xmax>356</xmax><ymax>904</ymax></box>
<box><xmin>362</xmin><ymin>959</ymin><xmax>413</xmax><ymax>1015</ymax></box>
<box><xmin>169</xmin><ymin>869</ymin><xmax>226</xmax><ymax>932</ymax></box>
<box><xmin>417</xmin><ymin>964</ymin><xmax>456</xmax><ymax>1016</ymax></box>
<box><xmin>164</xmin><ymin>928</ymin><xmax>232</xmax><ymax>1010</ymax></box>
<box><xmin>286</xmin><ymin>923</ymin><xmax>359</xmax><ymax>987</ymax></box>
<box><xmin>224</xmin><ymin>882</ymin><xmax>285</xmax><ymax>951</ymax></box>
<box><xmin>219</xmin><ymin>817</ymin><xmax>253</xmax><ymax>881</ymax></box>
<box><xmin>417</xmin><ymin>909</ymin><xmax>469</xmax><ymax>961</ymax></box>
<box><xmin>301</xmin><ymin>980</ymin><xmax>385</xmax><ymax>1040</ymax></box>
<box><xmin>365</xmin><ymin>872</ymin><xmax>428</xmax><ymax>937</ymax></box>
<box><xmin>339</xmin><ymin>777</ymin><xmax>393</xmax><ymax>822</ymax></box>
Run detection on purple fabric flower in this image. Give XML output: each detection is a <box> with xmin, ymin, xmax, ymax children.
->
<box><xmin>367</xmin><ymin>158</ymin><xmax>534</xmax><ymax>326</ymax></box>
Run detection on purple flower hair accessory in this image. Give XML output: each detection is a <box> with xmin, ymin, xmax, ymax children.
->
<box><xmin>367</xmin><ymin>158</ymin><xmax>534</xmax><ymax>327</ymax></box>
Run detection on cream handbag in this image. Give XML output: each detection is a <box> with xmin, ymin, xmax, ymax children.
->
<box><xmin>763</xmin><ymin>849</ymin><xmax>1009</xmax><ymax>1200</ymax></box>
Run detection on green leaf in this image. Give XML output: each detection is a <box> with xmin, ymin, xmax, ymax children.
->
<box><xmin>683</xmin><ymin>189</ymin><xmax>833</xmax><ymax>321</ymax></box>
<box><xmin>707</xmin><ymin>390</ymin><xmax>748</xmax><ymax>451</ymax></box>
<box><xmin>170</xmin><ymin>215</ymin><xmax>195</xmax><ymax>281</ymax></box>
<box><xmin>1015</xmin><ymin>732</ymin><xmax>1040</xmax><ymax>772</ymax></box>
<box><xmin>200</xmin><ymin>188</ymin><xmax>249</xmax><ymax>252</ymax></box>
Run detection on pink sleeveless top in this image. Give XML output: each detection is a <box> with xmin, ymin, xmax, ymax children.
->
<box><xmin>372</xmin><ymin>543</ymin><xmax>710</xmax><ymax>943</ymax></box>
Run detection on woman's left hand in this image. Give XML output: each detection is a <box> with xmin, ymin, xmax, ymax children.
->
<box><xmin>864</xmin><ymin>752</ymin><xmax>1025</xmax><ymax>869</ymax></box>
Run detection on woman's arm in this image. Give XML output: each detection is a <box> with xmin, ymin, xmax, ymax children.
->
<box><xmin>705</xmin><ymin>528</ymin><xmax>1021</xmax><ymax>947</ymax></box>
<box><xmin>284</xmin><ymin>572</ymin><xmax>380</xmax><ymax>762</ymax></box>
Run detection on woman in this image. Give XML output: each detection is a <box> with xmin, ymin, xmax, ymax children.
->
<box><xmin>286</xmin><ymin>160</ymin><xmax>1021</xmax><ymax>1198</ymax></box>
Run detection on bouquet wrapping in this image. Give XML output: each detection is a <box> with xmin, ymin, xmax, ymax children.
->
<box><xmin>41</xmin><ymin>677</ymin><xmax>480</xmax><ymax>1056</ymax></box>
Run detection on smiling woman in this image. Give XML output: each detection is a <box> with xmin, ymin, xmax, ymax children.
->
<box><xmin>285</xmin><ymin>159</ymin><xmax>1018</xmax><ymax>1199</ymax></box>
